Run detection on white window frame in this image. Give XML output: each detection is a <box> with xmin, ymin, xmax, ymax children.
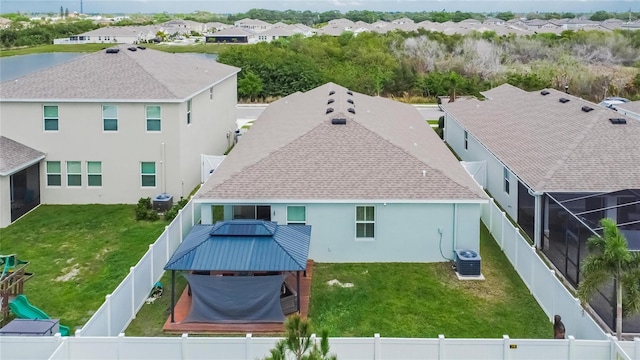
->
<box><xmin>146</xmin><ymin>105</ymin><xmax>162</xmax><ymax>132</ymax></box>
<box><xmin>87</xmin><ymin>161</ymin><xmax>102</xmax><ymax>187</ymax></box>
<box><xmin>286</xmin><ymin>205</ymin><xmax>306</xmax><ymax>225</ymax></box>
<box><xmin>43</xmin><ymin>105</ymin><xmax>59</xmax><ymax>131</ymax></box>
<box><xmin>355</xmin><ymin>205</ymin><xmax>375</xmax><ymax>240</ymax></box>
<box><xmin>46</xmin><ymin>161</ymin><xmax>62</xmax><ymax>187</ymax></box>
<box><xmin>504</xmin><ymin>167</ymin><xmax>510</xmax><ymax>194</ymax></box>
<box><xmin>141</xmin><ymin>162</ymin><xmax>156</xmax><ymax>188</ymax></box>
<box><xmin>66</xmin><ymin>161</ymin><xmax>82</xmax><ymax>187</ymax></box>
<box><xmin>102</xmin><ymin>105</ymin><xmax>118</xmax><ymax>132</ymax></box>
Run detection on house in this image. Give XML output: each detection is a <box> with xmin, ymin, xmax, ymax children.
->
<box><xmin>205</xmin><ymin>22</ymin><xmax>231</xmax><ymax>33</ymax></box>
<box><xmin>0</xmin><ymin>45</ymin><xmax>240</xmax><ymax>228</ymax></box>
<box><xmin>256</xmin><ymin>27</ymin><xmax>296</xmax><ymax>43</ymax></box>
<box><xmin>160</xmin><ymin>19</ymin><xmax>206</xmax><ymax>34</ymax></box>
<box><xmin>53</xmin><ymin>25</ymin><xmax>159</xmax><ymax>44</ymax></box>
<box><xmin>441</xmin><ymin>84</ymin><xmax>640</xmax><ymax>331</ymax></box>
<box><xmin>195</xmin><ymin>83</ymin><xmax>487</xmax><ymax>263</ymax></box>
<box><xmin>234</xmin><ymin>18</ymin><xmax>272</xmax><ymax>33</ymax></box>
<box><xmin>205</xmin><ymin>27</ymin><xmax>257</xmax><ymax>43</ymax></box>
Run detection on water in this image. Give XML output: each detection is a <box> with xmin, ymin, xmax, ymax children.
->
<box><xmin>0</xmin><ymin>52</ymin><xmax>218</xmax><ymax>83</ymax></box>
<box><xmin>0</xmin><ymin>52</ymin><xmax>85</xmax><ymax>82</ymax></box>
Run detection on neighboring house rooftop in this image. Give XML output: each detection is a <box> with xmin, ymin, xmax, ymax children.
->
<box><xmin>442</xmin><ymin>84</ymin><xmax>640</xmax><ymax>193</ymax></box>
<box><xmin>197</xmin><ymin>83</ymin><xmax>486</xmax><ymax>202</ymax></box>
<box><xmin>77</xmin><ymin>25</ymin><xmax>158</xmax><ymax>37</ymax></box>
<box><xmin>0</xmin><ymin>45</ymin><xmax>239</xmax><ymax>102</ymax></box>
<box><xmin>209</xmin><ymin>27</ymin><xmax>256</xmax><ymax>37</ymax></box>
<box><xmin>0</xmin><ymin>136</ymin><xmax>45</xmax><ymax>176</ymax></box>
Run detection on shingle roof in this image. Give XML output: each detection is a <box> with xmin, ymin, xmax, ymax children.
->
<box><xmin>0</xmin><ymin>136</ymin><xmax>45</xmax><ymax>176</ymax></box>
<box><xmin>197</xmin><ymin>83</ymin><xmax>486</xmax><ymax>202</ymax></box>
<box><xmin>442</xmin><ymin>84</ymin><xmax>640</xmax><ymax>192</ymax></box>
<box><xmin>0</xmin><ymin>45</ymin><xmax>239</xmax><ymax>101</ymax></box>
<box><xmin>164</xmin><ymin>221</ymin><xmax>310</xmax><ymax>271</ymax></box>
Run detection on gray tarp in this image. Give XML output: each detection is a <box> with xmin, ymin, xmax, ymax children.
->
<box><xmin>184</xmin><ymin>274</ymin><xmax>285</xmax><ymax>323</ymax></box>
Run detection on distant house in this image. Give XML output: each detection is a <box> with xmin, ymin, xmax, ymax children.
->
<box><xmin>0</xmin><ymin>46</ymin><xmax>240</xmax><ymax>228</ymax></box>
<box><xmin>205</xmin><ymin>22</ymin><xmax>231</xmax><ymax>33</ymax></box>
<box><xmin>195</xmin><ymin>83</ymin><xmax>487</xmax><ymax>263</ymax></box>
<box><xmin>234</xmin><ymin>18</ymin><xmax>272</xmax><ymax>33</ymax></box>
<box><xmin>205</xmin><ymin>27</ymin><xmax>257</xmax><ymax>43</ymax></box>
<box><xmin>54</xmin><ymin>25</ymin><xmax>159</xmax><ymax>44</ymax></box>
<box><xmin>257</xmin><ymin>27</ymin><xmax>296</xmax><ymax>42</ymax></box>
<box><xmin>161</xmin><ymin>19</ymin><xmax>206</xmax><ymax>34</ymax></box>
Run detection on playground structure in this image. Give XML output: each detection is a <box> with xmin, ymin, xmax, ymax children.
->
<box><xmin>0</xmin><ymin>254</ymin><xmax>33</xmax><ymax>326</ymax></box>
<box><xmin>9</xmin><ymin>295</ymin><xmax>70</xmax><ymax>336</ymax></box>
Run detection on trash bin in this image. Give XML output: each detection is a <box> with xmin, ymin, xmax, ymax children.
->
<box><xmin>153</xmin><ymin>194</ymin><xmax>173</xmax><ymax>212</ymax></box>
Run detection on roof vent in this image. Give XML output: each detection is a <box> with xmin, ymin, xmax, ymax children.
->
<box><xmin>327</xmin><ymin>98</ymin><xmax>335</xmax><ymax>104</ymax></box>
<box><xmin>329</xmin><ymin>90</ymin><xmax>335</xmax><ymax>95</ymax></box>
<box><xmin>127</xmin><ymin>47</ymin><xmax>137</xmax><ymax>51</ymax></box>
<box><xmin>581</xmin><ymin>106</ymin><xmax>594</xmax><ymax>112</ymax></box>
<box><xmin>137</xmin><ymin>46</ymin><xmax>146</xmax><ymax>50</ymax></box>
<box><xmin>609</xmin><ymin>118</ymin><xmax>627</xmax><ymax>125</ymax></box>
<box><xmin>348</xmin><ymin>108</ymin><xmax>356</xmax><ymax>114</ymax></box>
<box><xmin>540</xmin><ymin>90</ymin><xmax>550</xmax><ymax>96</ymax></box>
<box><xmin>347</xmin><ymin>99</ymin><xmax>354</xmax><ymax>104</ymax></box>
<box><xmin>105</xmin><ymin>48</ymin><xmax>120</xmax><ymax>54</ymax></box>
<box><xmin>331</xmin><ymin>118</ymin><xmax>347</xmax><ymax>125</ymax></box>
<box><xmin>559</xmin><ymin>98</ymin><xmax>570</xmax><ymax>103</ymax></box>
<box><xmin>347</xmin><ymin>91</ymin><xmax>353</xmax><ymax>95</ymax></box>
<box><xmin>326</xmin><ymin>108</ymin><xmax>334</xmax><ymax>114</ymax></box>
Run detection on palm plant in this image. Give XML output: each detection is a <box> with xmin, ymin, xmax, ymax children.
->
<box><xmin>265</xmin><ymin>315</ymin><xmax>336</xmax><ymax>360</ymax></box>
<box><xmin>577</xmin><ymin>218</ymin><xmax>640</xmax><ymax>340</ymax></box>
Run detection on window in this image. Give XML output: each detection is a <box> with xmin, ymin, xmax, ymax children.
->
<box><xmin>141</xmin><ymin>162</ymin><xmax>156</xmax><ymax>187</ymax></box>
<box><xmin>44</xmin><ymin>105</ymin><xmax>59</xmax><ymax>131</ymax></box>
<box><xmin>87</xmin><ymin>161</ymin><xmax>102</xmax><ymax>187</ymax></box>
<box><xmin>287</xmin><ymin>206</ymin><xmax>306</xmax><ymax>224</ymax></box>
<box><xmin>356</xmin><ymin>205</ymin><xmax>375</xmax><ymax>239</ymax></box>
<box><xmin>146</xmin><ymin>105</ymin><xmax>161</xmax><ymax>132</ymax></box>
<box><xmin>232</xmin><ymin>205</ymin><xmax>271</xmax><ymax>221</ymax></box>
<box><xmin>209</xmin><ymin>87</ymin><xmax>213</xmax><ymax>100</ymax></box>
<box><xmin>504</xmin><ymin>167</ymin><xmax>510</xmax><ymax>194</ymax></box>
<box><xmin>102</xmin><ymin>105</ymin><xmax>118</xmax><ymax>131</ymax></box>
<box><xmin>186</xmin><ymin>99</ymin><xmax>192</xmax><ymax>125</ymax></box>
<box><xmin>67</xmin><ymin>161</ymin><xmax>81</xmax><ymax>187</ymax></box>
<box><xmin>46</xmin><ymin>161</ymin><xmax>61</xmax><ymax>186</ymax></box>
<box><xmin>464</xmin><ymin>130</ymin><xmax>468</xmax><ymax>150</ymax></box>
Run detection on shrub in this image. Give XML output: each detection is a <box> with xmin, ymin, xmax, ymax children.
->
<box><xmin>164</xmin><ymin>197</ymin><xmax>190</xmax><ymax>222</ymax></box>
<box><xmin>135</xmin><ymin>197</ymin><xmax>160</xmax><ymax>221</ymax></box>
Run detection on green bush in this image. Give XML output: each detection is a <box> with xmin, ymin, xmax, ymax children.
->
<box><xmin>164</xmin><ymin>197</ymin><xmax>190</xmax><ymax>222</ymax></box>
<box><xmin>135</xmin><ymin>197</ymin><xmax>160</xmax><ymax>221</ymax></box>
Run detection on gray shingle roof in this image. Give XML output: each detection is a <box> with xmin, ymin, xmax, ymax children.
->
<box><xmin>442</xmin><ymin>84</ymin><xmax>640</xmax><ymax>192</ymax></box>
<box><xmin>0</xmin><ymin>136</ymin><xmax>45</xmax><ymax>176</ymax></box>
<box><xmin>0</xmin><ymin>45</ymin><xmax>239</xmax><ymax>101</ymax></box>
<box><xmin>197</xmin><ymin>83</ymin><xmax>486</xmax><ymax>202</ymax></box>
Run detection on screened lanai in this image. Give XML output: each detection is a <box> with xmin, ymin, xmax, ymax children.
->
<box><xmin>541</xmin><ymin>189</ymin><xmax>640</xmax><ymax>333</ymax></box>
<box><xmin>164</xmin><ymin>220</ymin><xmax>311</xmax><ymax>325</ymax></box>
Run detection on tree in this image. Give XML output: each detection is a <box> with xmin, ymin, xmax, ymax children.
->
<box><xmin>60</xmin><ymin>6</ymin><xmax>63</xmax><ymax>18</ymax></box>
<box><xmin>264</xmin><ymin>315</ymin><xmax>336</xmax><ymax>360</ymax></box>
<box><xmin>238</xmin><ymin>71</ymin><xmax>263</xmax><ymax>101</ymax></box>
<box><xmin>64</xmin><ymin>8</ymin><xmax>69</xmax><ymax>18</ymax></box>
<box><xmin>577</xmin><ymin>218</ymin><xmax>640</xmax><ymax>340</ymax></box>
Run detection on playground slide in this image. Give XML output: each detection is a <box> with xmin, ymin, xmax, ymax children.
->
<box><xmin>9</xmin><ymin>295</ymin><xmax>70</xmax><ymax>336</ymax></box>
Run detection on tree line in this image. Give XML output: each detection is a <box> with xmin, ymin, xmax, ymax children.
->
<box><xmin>0</xmin><ymin>19</ymin><xmax>98</xmax><ymax>48</ymax></box>
<box><xmin>217</xmin><ymin>29</ymin><xmax>640</xmax><ymax>103</ymax></box>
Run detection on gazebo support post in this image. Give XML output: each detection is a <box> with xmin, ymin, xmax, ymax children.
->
<box><xmin>171</xmin><ymin>270</ymin><xmax>176</xmax><ymax>323</ymax></box>
<box><xmin>296</xmin><ymin>271</ymin><xmax>301</xmax><ymax>314</ymax></box>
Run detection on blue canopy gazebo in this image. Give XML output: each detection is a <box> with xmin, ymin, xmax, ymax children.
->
<box><xmin>164</xmin><ymin>220</ymin><xmax>310</xmax><ymax>323</ymax></box>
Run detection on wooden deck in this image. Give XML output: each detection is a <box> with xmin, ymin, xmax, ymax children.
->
<box><xmin>162</xmin><ymin>260</ymin><xmax>313</xmax><ymax>334</ymax></box>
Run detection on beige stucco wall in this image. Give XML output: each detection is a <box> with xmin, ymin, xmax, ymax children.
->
<box><xmin>0</xmin><ymin>75</ymin><xmax>236</xmax><ymax>206</ymax></box>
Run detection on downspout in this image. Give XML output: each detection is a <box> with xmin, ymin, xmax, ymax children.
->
<box><xmin>528</xmin><ymin>189</ymin><xmax>544</xmax><ymax>249</ymax></box>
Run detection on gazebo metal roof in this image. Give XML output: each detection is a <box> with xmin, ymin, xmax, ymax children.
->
<box><xmin>164</xmin><ymin>220</ymin><xmax>310</xmax><ymax>272</ymax></box>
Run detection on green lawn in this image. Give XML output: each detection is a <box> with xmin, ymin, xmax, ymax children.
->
<box><xmin>127</xmin><ymin>224</ymin><xmax>551</xmax><ymax>338</ymax></box>
<box><xmin>308</xmin><ymin>224</ymin><xmax>552</xmax><ymax>338</ymax></box>
<box><xmin>0</xmin><ymin>44</ymin><xmax>109</xmax><ymax>57</ymax></box>
<box><xmin>0</xmin><ymin>205</ymin><xmax>167</xmax><ymax>331</ymax></box>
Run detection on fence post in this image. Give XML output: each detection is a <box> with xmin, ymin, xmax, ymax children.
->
<box><xmin>500</xmin><ymin>212</ymin><xmax>506</xmax><ymax>249</ymax></box>
<box><xmin>374</xmin><ymin>333</ymin><xmax>381</xmax><ymax>360</ymax></box>
<box><xmin>514</xmin><ymin>228</ymin><xmax>520</xmax><ymax>267</ymax></box>
<box><xmin>149</xmin><ymin>244</ymin><xmax>155</xmax><ymax>287</ymax></box>
<box><xmin>502</xmin><ymin>335</ymin><xmax>509</xmax><ymax>360</ymax></box>
<box><xmin>118</xmin><ymin>333</ymin><xmax>125</xmax><ymax>359</ymax></box>
<box><xmin>106</xmin><ymin>294</ymin><xmax>112</xmax><ymax>336</ymax></box>
<box><xmin>182</xmin><ymin>333</ymin><xmax>189</xmax><ymax>360</ymax></box>
<box><xmin>245</xmin><ymin>333</ymin><xmax>252</xmax><ymax>360</ymax></box>
<box><xmin>635</xmin><ymin>337</ymin><xmax>640</xmax><ymax>360</ymax></box>
<box><xmin>438</xmin><ymin>334</ymin><xmax>445</xmax><ymax>360</ymax></box>
<box><xmin>130</xmin><ymin>267</ymin><xmax>136</xmax><ymax>320</ymax></box>
<box><xmin>568</xmin><ymin>335</ymin><xmax>575</xmax><ymax>360</ymax></box>
<box><xmin>608</xmin><ymin>333</ymin><xmax>616</xmax><ymax>360</ymax></box>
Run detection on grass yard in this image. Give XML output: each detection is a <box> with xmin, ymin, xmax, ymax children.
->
<box><xmin>0</xmin><ymin>205</ymin><xmax>167</xmax><ymax>331</ymax></box>
<box><xmin>127</xmin><ymin>224</ymin><xmax>551</xmax><ymax>338</ymax></box>
<box><xmin>308</xmin><ymin>224</ymin><xmax>552</xmax><ymax>338</ymax></box>
<box><xmin>0</xmin><ymin>44</ymin><xmax>109</xmax><ymax>57</ymax></box>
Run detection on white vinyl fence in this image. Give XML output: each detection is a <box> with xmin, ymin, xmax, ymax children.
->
<box><xmin>75</xmin><ymin>201</ymin><xmax>200</xmax><ymax>337</ymax></box>
<box><xmin>481</xmin><ymin>198</ymin><xmax>608</xmax><ymax>340</ymax></box>
<box><xmin>1</xmin><ymin>333</ymin><xmax>637</xmax><ymax>360</ymax></box>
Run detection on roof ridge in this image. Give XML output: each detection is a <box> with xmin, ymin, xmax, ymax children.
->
<box><xmin>123</xmin><ymin>48</ymin><xmax>182</xmax><ymax>99</ymax></box>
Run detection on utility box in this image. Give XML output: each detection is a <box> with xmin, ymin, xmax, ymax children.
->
<box><xmin>153</xmin><ymin>194</ymin><xmax>173</xmax><ymax>213</ymax></box>
<box><xmin>455</xmin><ymin>249</ymin><xmax>481</xmax><ymax>276</ymax></box>
<box><xmin>0</xmin><ymin>319</ymin><xmax>59</xmax><ymax>336</ymax></box>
